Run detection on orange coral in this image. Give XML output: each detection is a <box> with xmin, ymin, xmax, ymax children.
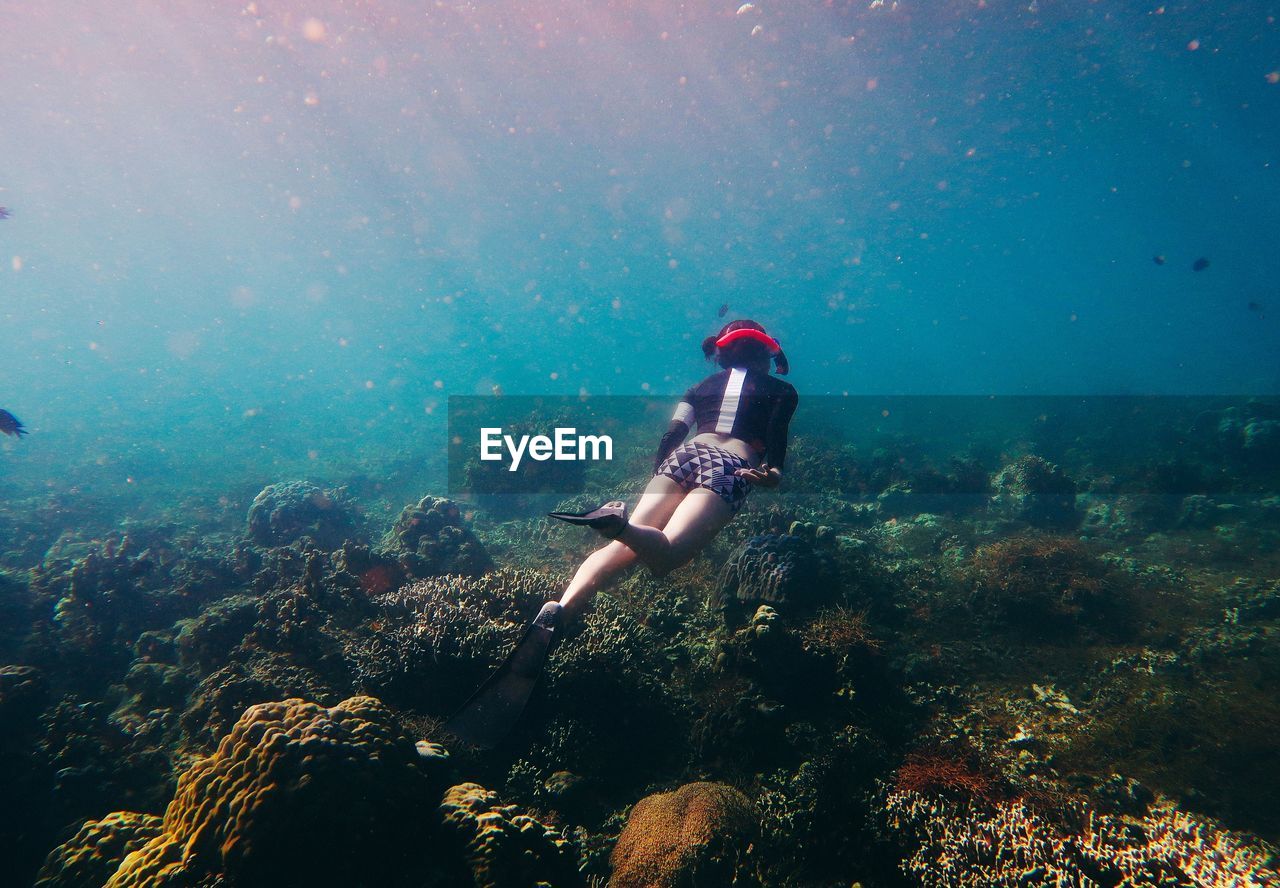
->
<box><xmin>610</xmin><ymin>782</ymin><xmax>757</xmax><ymax>888</ymax></box>
<box><xmin>894</xmin><ymin>752</ymin><xmax>1005</xmax><ymax>804</ymax></box>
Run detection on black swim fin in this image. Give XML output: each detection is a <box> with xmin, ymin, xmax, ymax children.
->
<box><xmin>443</xmin><ymin>601</ymin><xmax>563</xmax><ymax>749</ymax></box>
<box><xmin>547</xmin><ymin>500</ymin><xmax>628</xmax><ymax>538</ymax></box>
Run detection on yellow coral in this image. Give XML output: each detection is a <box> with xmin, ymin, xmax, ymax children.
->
<box><xmin>440</xmin><ymin>782</ymin><xmax>580</xmax><ymax>888</ymax></box>
<box><xmin>106</xmin><ymin>695</ymin><xmax>432</xmax><ymax>887</ymax></box>
<box><xmin>609</xmin><ymin>782</ymin><xmax>757</xmax><ymax>888</ymax></box>
<box><xmin>34</xmin><ymin>811</ymin><xmax>162</xmax><ymax>888</ymax></box>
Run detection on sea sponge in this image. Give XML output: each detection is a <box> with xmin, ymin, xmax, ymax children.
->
<box><xmin>439</xmin><ymin>782</ymin><xmax>581</xmax><ymax>888</ymax></box>
<box><xmin>34</xmin><ymin>811</ymin><xmax>162</xmax><ymax>888</ymax></box>
<box><xmin>107</xmin><ymin>695</ymin><xmax>438</xmax><ymax>887</ymax></box>
<box><xmin>609</xmin><ymin>782</ymin><xmax>758</xmax><ymax>888</ymax></box>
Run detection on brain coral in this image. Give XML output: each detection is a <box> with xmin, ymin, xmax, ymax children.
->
<box><xmin>609</xmin><ymin>782</ymin><xmax>758</xmax><ymax>888</ymax></box>
<box><xmin>34</xmin><ymin>811</ymin><xmax>163</xmax><ymax>888</ymax></box>
<box><xmin>440</xmin><ymin>782</ymin><xmax>582</xmax><ymax>888</ymax></box>
<box><xmin>717</xmin><ymin>533</ymin><xmax>834</xmax><ymax>615</ymax></box>
<box><xmin>106</xmin><ymin>695</ymin><xmax>438</xmax><ymax>887</ymax></box>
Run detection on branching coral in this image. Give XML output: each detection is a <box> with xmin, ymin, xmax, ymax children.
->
<box><xmin>609</xmin><ymin>782</ymin><xmax>758</xmax><ymax>888</ymax></box>
<box><xmin>884</xmin><ymin>790</ymin><xmax>1280</xmax><ymax>887</ymax></box>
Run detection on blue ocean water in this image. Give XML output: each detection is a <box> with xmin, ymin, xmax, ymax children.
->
<box><xmin>2</xmin><ymin>1</ymin><xmax>1277</xmax><ymax>508</ymax></box>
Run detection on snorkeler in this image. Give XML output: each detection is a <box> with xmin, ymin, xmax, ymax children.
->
<box><xmin>446</xmin><ymin>320</ymin><xmax>798</xmax><ymax>747</ymax></box>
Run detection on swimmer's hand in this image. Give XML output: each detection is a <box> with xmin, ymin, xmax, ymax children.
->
<box><xmin>736</xmin><ymin>463</ymin><xmax>781</xmax><ymax>489</ymax></box>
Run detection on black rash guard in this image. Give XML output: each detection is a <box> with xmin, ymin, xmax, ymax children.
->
<box><xmin>653</xmin><ymin>367</ymin><xmax>799</xmax><ymax>473</ymax></box>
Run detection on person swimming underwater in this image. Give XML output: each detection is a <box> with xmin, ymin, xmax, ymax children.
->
<box><xmin>445</xmin><ymin>320</ymin><xmax>798</xmax><ymax>747</ymax></box>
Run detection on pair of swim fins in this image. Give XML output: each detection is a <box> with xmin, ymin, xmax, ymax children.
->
<box><xmin>443</xmin><ymin>502</ymin><xmax>626</xmax><ymax>748</ymax></box>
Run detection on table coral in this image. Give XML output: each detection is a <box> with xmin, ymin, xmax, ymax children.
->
<box><xmin>106</xmin><ymin>695</ymin><xmax>439</xmax><ymax>887</ymax></box>
<box><xmin>609</xmin><ymin>782</ymin><xmax>758</xmax><ymax>888</ymax></box>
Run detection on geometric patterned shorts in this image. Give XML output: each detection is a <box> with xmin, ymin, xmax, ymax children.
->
<box><xmin>655</xmin><ymin>441</ymin><xmax>752</xmax><ymax>514</ymax></box>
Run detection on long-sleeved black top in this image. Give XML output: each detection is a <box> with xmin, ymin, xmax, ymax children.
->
<box><xmin>653</xmin><ymin>367</ymin><xmax>799</xmax><ymax>473</ymax></box>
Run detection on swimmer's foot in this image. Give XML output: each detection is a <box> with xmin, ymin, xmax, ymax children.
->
<box><xmin>547</xmin><ymin>500</ymin><xmax>629</xmax><ymax>539</ymax></box>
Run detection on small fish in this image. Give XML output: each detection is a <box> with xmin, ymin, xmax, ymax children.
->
<box><xmin>0</xmin><ymin>409</ymin><xmax>27</xmax><ymax>438</ymax></box>
<box><xmin>736</xmin><ymin>2</ymin><xmax>755</xmax><ymax>14</ymax></box>
<box><xmin>1153</xmin><ymin>254</ymin><xmax>1165</xmax><ymax>265</ymax></box>
<box><xmin>0</xmin><ymin>207</ymin><xmax>10</xmax><ymax>220</ymax></box>
<box><xmin>1192</xmin><ymin>257</ymin><xmax>1210</xmax><ymax>272</ymax></box>
<box><xmin>718</xmin><ymin>303</ymin><xmax>729</xmax><ymax>318</ymax></box>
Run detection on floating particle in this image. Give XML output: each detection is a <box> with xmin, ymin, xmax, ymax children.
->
<box><xmin>1187</xmin><ymin>39</ymin><xmax>1200</xmax><ymax>51</ymax></box>
<box><xmin>11</xmin><ymin>256</ymin><xmax>21</xmax><ymax>271</ymax></box>
<box><xmin>0</xmin><ymin>207</ymin><xmax>10</xmax><ymax>219</ymax></box>
<box><xmin>1153</xmin><ymin>254</ymin><xmax>1166</xmax><ymax>265</ymax></box>
<box><xmin>751</xmin><ymin>24</ymin><xmax>763</xmax><ymax>36</ymax></box>
<box><xmin>302</xmin><ymin>18</ymin><xmax>326</xmax><ymax>41</ymax></box>
<box><xmin>1267</xmin><ymin>72</ymin><xmax>1280</xmax><ymax>84</ymax></box>
<box><xmin>736</xmin><ymin>2</ymin><xmax>755</xmax><ymax>14</ymax></box>
<box><xmin>1192</xmin><ymin>257</ymin><xmax>1210</xmax><ymax>272</ymax></box>
<box><xmin>304</xmin><ymin>91</ymin><xmax>320</xmax><ymax>106</ymax></box>
<box><xmin>718</xmin><ymin>302</ymin><xmax>729</xmax><ymax>317</ymax></box>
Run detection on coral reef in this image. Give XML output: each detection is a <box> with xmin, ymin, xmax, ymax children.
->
<box><xmin>717</xmin><ymin>532</ymin><xmax>837</xmax><ymax>617</ymax></box>
<box><xmin>34</xmin><ymin>812</ymin><xmax>163</xmax><ymax>888</ymax></box>
<box><xmin>245</xmin><ymin>480</ymin><xmax>363</xmax><ymax>548</ymax></box>
<box><xmin>991</xmin><ymin>455</ymin><xmax>1079</xmax><ymax>529</ymax></box>
<box><xmin>3</xmin><ymin>394</ymin><xmax>1280</xmax><ymax>887</ymax></box>
<box><xmin>440</xmin><ymin>782</ymin><xmax>581</xmax><ymax>887</ymax></box>
<box><xmin>380</xmin><ymin>495</ymin><xmax>492</xmax><ymax>577</ymax></box>
<box><xmin>969</xmin><ymin>534</ymin><xmax>1121</xmax><ymax>634</ymax></box>
<box><xmin>105</xmin><ymin>695</ymin><xmax>441</xmax><ymax>887</ymax></box>
<box><xmin>884</xmin><ymin>790</ymin><xmax>1280</xmax><ymax>887</ymax></box>
<box><xmin>609</xmin><ymin>782</ymin><xmax>758</xmax><ymax>888</ymax></box>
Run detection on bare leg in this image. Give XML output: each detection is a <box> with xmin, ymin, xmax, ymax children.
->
<box><xmin>559</xmin><ymin>476</ymin><xmax>684</xmax><ymax>621</ymax></box>
<box><xmin>615</xmin><ymin>488</ymin><xmax>734</xmax><ymax>576</ymax></box>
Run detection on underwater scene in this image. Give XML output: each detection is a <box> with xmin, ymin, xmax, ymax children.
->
<box><xmin>2</xmin><ymin>1</ymin><xmax>1279</xmax><ymax>886</ymax></box>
